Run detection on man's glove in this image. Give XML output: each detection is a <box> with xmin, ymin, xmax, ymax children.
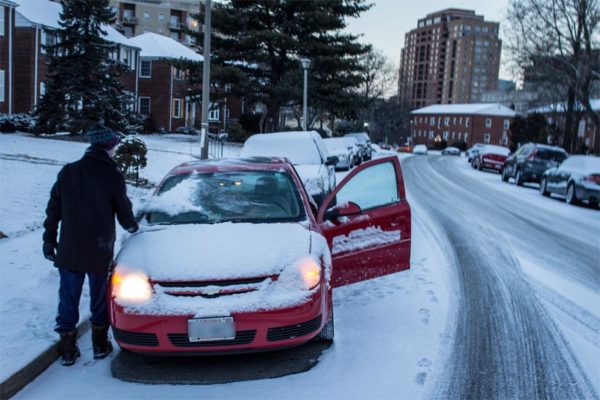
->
<box><xmin>127</xmin><ymin>222</ymin><xmax>139</xmax><ymax>234</ymax></box>
<box><xmin>43</xmin><ymin>242</ymin><xmax>56</xmax><ymax>262</ymax></box>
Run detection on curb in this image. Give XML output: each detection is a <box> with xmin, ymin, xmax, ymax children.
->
<box><xmin>0</xmin><ymin>321</ymin><xmax>90</xmax><ymax>400</ymax></box>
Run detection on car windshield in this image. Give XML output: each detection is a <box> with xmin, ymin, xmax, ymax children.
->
<box><xmin>145</xmin><ymin>171</ymin><xmax>305</xmax><ymax>225</ymax></box>
<box><xmin>537</xmin><ymin>149</ymin><xmax>567</xmax><ymax>162</ymax></box>
<box><xmin>345</xmin><ymin>134</ymin><xmax>367</xmax><ymax>145</ymax></box>
<box><xmin>240</xmin><ymin>136</ymin><xmax>322</xmax><ymax>165</ymax></box>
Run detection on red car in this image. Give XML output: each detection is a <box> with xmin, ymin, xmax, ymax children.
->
<box><xmin>473</xmin><ymin>144</ymin><xmax>511</xmax><ymax>173</ymax></box>
<box><xmin>109</xmin><ymin>156</ymin><xmax>411</xmax><ymax>354</ymax></box>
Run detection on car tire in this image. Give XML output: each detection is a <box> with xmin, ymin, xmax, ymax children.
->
<box><xmin>539</xmin><ymin>178</ymin><xmax>550</xmax><ymax>197</ymax></box>
<box><xmin>566</xmin><ymin>183</ymin><xmax>579</xmax><ymax>205</ymax></box>
<box><xmin>501</xmin><ymin>168</ymin><xmax>509</xmax><ymax>182</ymax></box>
<box><xmin>477</xmin><ymin>160</ymin><xmax>482</xmax><ymax>171</ymax></box>
<box><xmin>313</xmin><ymin>308</ymin><xmax>334</xmax><ymax>343</ymax></box>
<box><xmin>515</xmin><ymin>169</ymin><xmax>524</xmax><ymax>186</ymax></box>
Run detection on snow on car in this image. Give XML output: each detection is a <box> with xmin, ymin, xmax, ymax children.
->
<box><xmin>109</xmin><ymin>156</ymin><xmax>411</xmax><ymax>355</ymax></box>
<box><xmin>324</xmin><ymin>137</ymin><xmax>354</xmax><ymax>171</ymax></box>
<box><xmin>473</xmin><ymin>144</ymin><xmax>511</xmax><ymax>172</ymax></box>
<box><xmin>413</xmin><ymin>144</ymin><xmax>428</xmax><ymax>155</ymax></box>
<box><xmin>240</xmin><ymin>131</ymin><xmax>337</xmax><ymax>204</ymax></box>
<box><xmin>540</xmin><ymin>155</ymin><xmax>600</xmax><ymax>207</ymax></box>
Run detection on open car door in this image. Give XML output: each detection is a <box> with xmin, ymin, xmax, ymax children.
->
<box><xmin>317</xmin><ymin>156</ymin><xmax>411</xmax><ymax>287</ymax></box>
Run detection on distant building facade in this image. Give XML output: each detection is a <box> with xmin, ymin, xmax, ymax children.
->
<box><xmin>0</xmin><ymin>0</ymin><xmax>17</xmax><ymax>114</ymax></box>
<box><xmin>398</xmin><ymin>8</ymin><xmax>502</xmax><ymax>109</ymax></box>
<box><xmin>410</xmin><ymin>103</ymin><xmax>516</xmax><ymax>147</ymax></box>
<box><xmin>108</xmin><ymin>0</ymin><xmax>199</xmax><ymax>44</ymax></box>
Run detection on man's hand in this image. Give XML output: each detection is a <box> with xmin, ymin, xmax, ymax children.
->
<box><xmin>43</xmin><ymin>242</ymin><xmax>56</xmax><ymax>262</ymax></box>
<box><xmin>127</xmin><ymin>222</ymin><xmax>139</xmax><ymax>234</ymax></box>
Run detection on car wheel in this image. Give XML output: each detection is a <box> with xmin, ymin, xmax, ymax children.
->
<box><xmin>313</xmin><ymin>308</ymin><xmax>334</xmax><ymax>343</ymax></box>
<box><xmin>501</xmin><ymin>168</ymin><xmax>509</xmax><ymax>182</ymax></box>
<box><xmin>477</xmin><ymin>160</ymin><xmax>482</xmax><ymax>171</ymax></box>
<box><xmin>539</xmin><ymin>178</ymin><xmax>550</xmax><ymax>197</ymax></box>
<box><xmin>566</xmin><ymin>183</ymin><xmax>579</xmax><ymax>205</ymax></box>
<box><xmin>515</xmin><ymin>169</ymin><xmax>524</xmax><ymax>186</ymax></box>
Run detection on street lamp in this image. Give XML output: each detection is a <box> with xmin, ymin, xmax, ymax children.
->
<box><xmin>300</xmin><ymin>58</ymin><xmax>311</xmax><ymax>131</ymax></box>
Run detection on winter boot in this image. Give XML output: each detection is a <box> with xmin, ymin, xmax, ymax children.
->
<box><xmin>92</xmin><ymin>325</ymin><xmax>113</xmax><ymax>359</ymax></box>
<box><xmin>58</xmin><ymin>330</ymin><xmax>80</xmax><ymax>366</ymax></box>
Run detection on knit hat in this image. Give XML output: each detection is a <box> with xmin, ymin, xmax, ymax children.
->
<box><xmin>87</xmin><ymin>124</ymin><xmax>120</xmax><ymax>151</ymax></box>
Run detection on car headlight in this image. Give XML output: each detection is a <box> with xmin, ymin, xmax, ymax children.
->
<box><xmin>279</xmin><ymin>257</ymin><xmax>322</xmax><ymax>290</ymax></box>
<box><xmin>112</xmin><ymin>269</ymin><xmax>153</xmax><ymax>303</ymax></box>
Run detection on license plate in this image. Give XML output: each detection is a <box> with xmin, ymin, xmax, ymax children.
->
<box><xmin>188</xmin><ymin>317</ymin><xmax>235</xmax><ymax>342</ymax></box>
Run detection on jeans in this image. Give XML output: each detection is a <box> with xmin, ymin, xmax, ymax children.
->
<box><xmin>55</xmin><ymin>268</ymin><xmax>109</xmax><ymax>333</ymax></box>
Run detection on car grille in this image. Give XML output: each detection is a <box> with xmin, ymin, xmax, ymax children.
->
<box><xmin>168</xmin><ymin>330</ymin><xmax>256</xmax><ymax>347</ymax></box>
<box><xmin>154</xmin><ymin>276</ymin><xmax>274</xmax><ymax>298</ymax></box>
<box><xmin>266</xmin><ymin>315</ymin><xmax>322</xmax><ymax>342</ymax></box>
<box><xmin>112</xmin><ymin>327</ymin><xmax>159</xmax><ymax>347</ymax></box>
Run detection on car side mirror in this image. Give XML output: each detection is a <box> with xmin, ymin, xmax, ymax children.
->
<box><xmin>323</xmin><ymin>201</ymin><xmax>362</xmax><ymax>221</ymax></box>
<box><xmin>325</xmin><ymin>156</ymin><xmax>339</xmax><ymax>166</ymax></box>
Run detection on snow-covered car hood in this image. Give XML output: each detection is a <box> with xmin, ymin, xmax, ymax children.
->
<box><xmin>117</xmin><ymin>222</ymin><xmax>312</xmax><ymax>282</ymax></box>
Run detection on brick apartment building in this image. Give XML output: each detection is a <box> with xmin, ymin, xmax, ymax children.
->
<box><xmin>109</xmin><ymin>0</ymin><xmax>200</xmax><ymax>44</ymax></box>
<box><xmin>0</xmin><ymin>0</ymin><xmax>17</xmax><ymax>115</ymax></box>
<box><xmin>529</xmin><ymin>100</ymin><xmax>599</xmax><ymax>151</ymax></box>
<box><xmin>13</xmin><ymin>0</ymin><xmax>140</xmax><ymax>115</ymax></box>
<box><xmin>410</xmin><ymin>103</ymin><xmax>516</xmax><ymax>147</ymax></box>
<box><xmin>398</xmin><ymin>9</ymin><xmax>501</xmax><ymax>109</ymax></box>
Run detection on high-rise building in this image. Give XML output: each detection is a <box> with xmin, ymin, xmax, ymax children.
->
<box><xmin>108</xmin><ymin>0</ymin><xmax>200</xmax><ymax>45</ymax></box>
<box><xmin>398</xmin><ymin>9</ymin><xmax>501</xmax><ymax>109</ymax></box>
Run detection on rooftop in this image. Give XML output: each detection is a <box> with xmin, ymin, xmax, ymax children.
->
<box><xmin>411</xmin><ymin>103</ymin><xmax>517</xmax><ymax>117</ymax></box>
<box><xmin>127</xmin><ymin>32</ymin><xmax>203</xmax><ymax>61</ymax></box>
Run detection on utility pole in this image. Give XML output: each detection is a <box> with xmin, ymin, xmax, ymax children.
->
<box><xmin>199</xmin><ymin>0</ymin><xmax>211</xmax><ymax>159</ymax></box>
<box><xmin>300</xmin><ymin>58</ymin><xmax>311</xmax><ymax>131</ymax></box>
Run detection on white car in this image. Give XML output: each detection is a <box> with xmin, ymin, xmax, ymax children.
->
<box><xmin>324</xmin><ymin>137</ymin><xmax>354</xmax><ymax>170</ymax></box>
<box><xmin>413</xmin><ymin>144</ymin><xmax>428</xmax><ymax>155</ymax></box>
<box><xmin>240</xmin><ymin>131</ymin><xmax>337</xmax><ymax>204</ymax></box>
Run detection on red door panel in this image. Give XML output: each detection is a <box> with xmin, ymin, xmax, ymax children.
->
<box><xmin>318</xmin><ymin>156</ymin><xmax>411</xmax><ymax>287</ymax></box>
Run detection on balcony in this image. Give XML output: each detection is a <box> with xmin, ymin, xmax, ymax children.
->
<box><xmin>121</xmin><ymin>15</ymin><xmax>138</xmax><ymax>25</ymax></box>
<box><xmin>169</xmin><ymin>21</ymin><xmax>184</xmax><ymax>30</ymax></box>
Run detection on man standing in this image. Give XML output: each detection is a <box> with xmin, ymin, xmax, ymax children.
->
<box><xmin>43</xmin><ymin>124</ymin><xmax>138</xmax><ymax>366</ymax></box>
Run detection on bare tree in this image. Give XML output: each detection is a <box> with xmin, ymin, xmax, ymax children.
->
<box><xmin>506</xmin><ymin>0</ymin><xmax>600</xmax><ymax>152</ymax></box>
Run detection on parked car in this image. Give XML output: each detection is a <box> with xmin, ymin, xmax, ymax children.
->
<box><xmin>343</xmin><ymin>137</ymin><xmax>362</xmax><ymax>166</ymax></box>
<box><xmin>441</xmin><ymin>147</ymin><xmax>461</xmax><ymax>156</ymax></box>
<box><xmin>324</xmin><ymin>137</ymin><xmax>355</xmax><ymax>171</ymax></box>
<box><xmin>175</xmin><ymin>126</ymin><xmax>196</xmax><ymax>135</ymax></box>
<box><xmin>398</xmin><ymin>145</ymin><xmax>413</xmax><ymax>153</ymax></box>
<box><xmin>109</xmin><ymin>156</ymin><xmax>412</xmax><ymax>355</ymax></box>
<box><xmin>240</xmin><ymin>131</ymin><xmax>336</xmax><ymax>205</ymax></box>
<box><xmin>502</xmin><ymin>143</ymin><xmax>568</xmax><ymax>186</ymax></box>
<box><xmin>539</xmin><ymin>155</ymin><xmax>600</xmax><ymax>207</ymax></box>
<box><xmin>344</xmin><ymin>132</ymin><xmax>372</xmax><ymax>161</ymax></box>
<box><xmin>413</xmin><ymin>144</ymin><xmax>428</xmax><ymax>155</ymax></box>
<box><xmin>473</xmin><ymin>145</ymin><xmax>511</xmax><ymax>172</ymax></box>
<box><xmin>466</xmin><ymin>143</ymin><xmax>484</xmax><ymax>162</ymax></box>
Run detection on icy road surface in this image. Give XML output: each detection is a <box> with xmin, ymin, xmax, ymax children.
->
<box><xmin>403</xmin><ymin>155</ymin><xmax>600</xmax><ymax>399</ymax></box>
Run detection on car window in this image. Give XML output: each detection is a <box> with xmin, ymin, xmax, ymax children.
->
<box><xmin>329</xmin><ymin>161</ymin><xmax>399</xmax><ymax>211</ymax></box>
<box><xmin>536</xmin><ymin>149</ymin><xmax>567</xmax><ymax>162</ymax></box>
<box><xmin>145</xmin><ymin>171</ymin><xmax>305</xmax><ymax>224</ymax></box>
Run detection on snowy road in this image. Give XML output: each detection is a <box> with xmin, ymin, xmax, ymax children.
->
<box><xmin>403</xmin><ymin>155</ymin><xmax>600</xmax><ymax>399</ymax></box>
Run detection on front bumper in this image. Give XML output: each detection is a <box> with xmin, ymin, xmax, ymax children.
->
<box><xmin>110</xmin><ymin>286</ymin><xmax>329</xmax><ymax>355</ymax></box>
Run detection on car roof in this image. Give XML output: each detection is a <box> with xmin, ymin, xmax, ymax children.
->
<box><xmin>246</xmin><ymin>130</ymin><xmax>322</xmax><ymax>142</ymax></box>
<box><xmin>167</xmin><ymin>157</ymin><xmax>294</xmax><ymax>176</ymax></box>
<box><xmin>528</xmin><ymin>143</ymin><xmax>567</xmax><ymax>152</ymax></box>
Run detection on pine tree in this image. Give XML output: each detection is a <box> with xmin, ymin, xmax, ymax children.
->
<box><xmin>35</xmin><ymin>0</ymin><xmax>133</xmax><ymax>134</ymax></box>
<box><xmin>181</xmin><ymin>0</ymin><xmax>371</xmax><ymax>133</ymax></box>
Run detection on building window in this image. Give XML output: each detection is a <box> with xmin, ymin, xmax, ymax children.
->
<box><xmin>430</xmin><ymin>117</ymin><xmax>435</xmax><ymax>126</ymax></box>
<box><xmin>428</xmin><ymin>131</ymin><xmax>434</xmax><ymax>139</ymax></box>
<box><xmin>209</xmin><ymin>104</ymin><xmax>220</xmax><ymax>121</ymax></box>
<box><xmin>0</xmin><ymin>7</ymin><xmax>4</xmax><ymax>36</ymax></box>
<box><xmin>174</xmin><ymin>68</ymin><xmax>183</xmax><ymax>80</ymax></box>
<box><xmin>464</xmin><ymin>133</ymin><xmax>469</xmax><ymax>142</ymax></box>
<box><xmin>139</xmin><ymin>97</ymin><xmax>150</xmax><ymax>116</ymax></box>
<box><xmin>465</xmin><ymin>117</ymin><xmax>470</xmax><ymax>127</ymax></box>
<box><xmin>443</xmin><ymin>131</ymin><xmax>449</xmax><ymax>140</ymax></box>
<box><xmin>0</xmin><ymin>70</ymin><xmax>4</xmax><ymax>102</ymax></box>
<box><xmin>158</xmin><ymin>13</ymin><xmax>164</xmax><ymax>22</ymax></box>
<box><xmin>485</xmin><ymin>118</ymin><xmax>492</xmax><ymax>128</ymax></box>
<box><xmin>503</xmin><ymin>119</ymin><xmax>510</xmax><ymax>130</ymax></box>
<box><xmin>172</xmin><ymin>98</ymin><xmax>182</xmax><ymax>118</ymax></box>
<box><xmin>40</xmin><ymin>82</ymin><xmax>46</xmax><ymax>98</ymax></box>
<box><xmin>144</xmin><ymin>11</ymin><xmax>150</xmax><ymax>20</ymax></box>
<box><xmin>484</xmin><ymin>133</ymin><xmax>491</xmax><ymax>144</ymax></box>
<box><xmin>121</xmin><ymin>48</ymin><xmax>134</xmax><ymax>69</ymax></box>
<box><xmin>444</xmin><ymin>117</ymin><xmax>449</xmax><ymax>126</ymax></box>
<box><xmin>140</xmin><ymin>60</ymin><xmax>151</xmax><ymax>78</ymax></box>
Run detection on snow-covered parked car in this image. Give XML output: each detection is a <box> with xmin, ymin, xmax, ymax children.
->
<box><xmin>240</xmin><ymin>131</ymin><xmax>337</xmax><ymax>205</ymax></box>
<box><xmin>109</xmin><ymin>156</ymin><xmax>412</xmax><ymax>355</ymax></box>
<box><xmin>472</xmin><ymin>145</ymin><xmax>511</xmax><ymax>172</ymax></box>
<box><xmin>466</xmin><ymin>143</ymin><xmax>484</xmax><ymax>162</ymax></box>
<box><xmin>324</xmin><ymin>137</ymin><xmax>355</xmax><ymax>170</ymax></box>
<box><xmin>344</xmin><ymin>132</ymin><xmax>372</xmax><ymax>162</ymax></box>
<box><xmin>539</xmin><ymin>155</ymin><xmax>600</xmax><ymax>207</ymax></box>
<box><xmin>413</xmin><ymin>144</ymin><xmax>428</xmax><ymax>155</ymax></box>
<box><xmin>441</xmin><ymin>146</ymin><xmax>461</xmax><ymax>156</ymax></box>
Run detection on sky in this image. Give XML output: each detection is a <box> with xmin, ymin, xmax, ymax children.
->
<box><xmin>346</xmin><ymin>0</ymin><xmax>513</xmax><ymax>81</ymax></box>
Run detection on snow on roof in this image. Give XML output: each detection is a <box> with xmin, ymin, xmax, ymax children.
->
<box><xmin>528</xmin><ymin>99</ymin><xmax>600</xmax><ymax>114</ymax></box>
<box><xmin>0</xmin><ymin>0</ymin><xmax>18</xmax><ymax>7</ymax></box>
<box><xmin>14</xmin><ymin>0</ymin><xmax>135</xmax><ymax>48</ymax></box>
<box><xmin>411</xmin><ymin>103</ymin><xmax>517</xmax><ymax>117</ymax></box>
<box><xmin>128</xmin><ymin>32</ymin><xmax>203</xmax><ymax>61</ymax></box>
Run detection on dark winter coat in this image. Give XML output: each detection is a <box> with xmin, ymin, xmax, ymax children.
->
<box><xmin>43</xmin><ymin>146</ymin><xmax>138</xmax><ymax>273</ymax></box>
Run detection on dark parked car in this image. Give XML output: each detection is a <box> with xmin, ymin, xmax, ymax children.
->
<box><xmin>540</xmin><ymin>155</ymin><xmax>600</xmax><ymax>207</ymax></box>
<box><xmin>344</xmin><ymin>132</ymin><xmax>372</xmax><ymax>161</ymax></box>
<box><xmin>502</xmin><ymin>143</ymin><xmax>568</xmax><ymax>186</ymax></box>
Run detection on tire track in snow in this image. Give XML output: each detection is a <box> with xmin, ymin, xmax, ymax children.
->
<box><xmin>402</xmin><ymin>155</ymin><xmax>598</xmax><ymax>399</ymax></box>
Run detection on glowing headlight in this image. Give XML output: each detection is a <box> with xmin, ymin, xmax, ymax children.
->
<box><xmin>112</xmin><ymin>270</ymin><xmax>153</xmax><ymax>303</ymax></box>
<box><xmin>298</xmin><ymin>258</ymin><xmax>321</xmax><ymax>289</ymax></box>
